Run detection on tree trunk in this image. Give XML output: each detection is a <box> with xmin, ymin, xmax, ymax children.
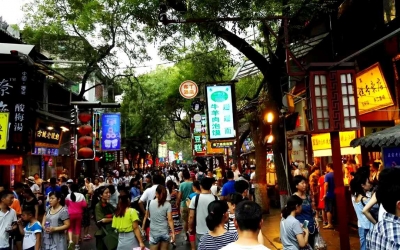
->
<box><xmin>250</xmin><ymin>117</ymin><xmax>269</xmax><ymax>213</ymax></box>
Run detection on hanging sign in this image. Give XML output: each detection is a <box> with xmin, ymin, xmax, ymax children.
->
<box><xmin>356</xmin><ymin>63</ymin><xmax>394</xmax><ymax>115</ymax></box>
<box><xmin>0</xmin><ymin>112</ymin><xmax>9</xmax><ymax>149</ymax></box>
<box><xmin>311</xmin><ymin>131</ymin><xmax>356</xmax><ymax>151</ymax></box>
<box><xmin>192</xmin><ymin>114</ymin><xmax>207</xmax><ymax>156</ymax></box>
<box><xmin>205</xmin><ymin>85</ymin><xmax>235</xmax><ymax>140</ymax></box>
<box><xmin>211</xmin><ymin>141</ymin><xmax>234</xmax><ymax>148</ymax></box>
<box><xmin>191</xmin><ymin>100</ymin><xmax>204</xmax><ymax>113</ymax></box>
<box><xmin>101</xmin><ymin>113</ymin><xmax>121</xmax><ymax>151</ymax></box>
<box><xmin>179</xmin><ymin>80</ymin><xmax>198</xmax><ymax>99</ymax></box>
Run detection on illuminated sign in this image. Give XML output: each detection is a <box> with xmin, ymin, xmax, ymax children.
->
<box><xmin>356</xmin><ymin>63</ymin><xmax>394</xmax><ymax>115</ymax></box>
<box><xmin>206</xmin><ymin>141</ymin><xmax>225</xmax><ymax>155</ymax></box>
<box><xmin>205</xmin><ymin>85</ymin><xmax>236</xmax><ymax>140</ymax></box>
<box><xmin>211</xmin><ymin>141</ymin><xmax>234</xmax><ymax>148</ymax></box>
<box><xmin>101</xmin><ymin>113</ymin><xmax>121</xmax><ymax>151</ymax></box>
<box><xmin>0</xmin><ymin>113</ymin><xmax>9</xmax><ymax>149</ymax></box>
<box><xmin>312</xmin><ymin>131</ymin><xmax>356</xmax><ymax>151</ymax></box>
<box><xmin>192</xmin><ymin>114</ymin><xmax>207</xmax><ymax>156</ymax></box>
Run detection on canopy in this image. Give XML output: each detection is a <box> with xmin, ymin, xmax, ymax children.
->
<box><xmin>350</xmin><ymin>125</ymin><xmax>400</xmax><ymax>148</ymax></box>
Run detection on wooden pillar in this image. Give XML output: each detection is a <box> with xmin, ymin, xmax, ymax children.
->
<box><xmin>330</xmin><ymin>131</ymin><xmax>350</xmax><ymax>250</ymax></box>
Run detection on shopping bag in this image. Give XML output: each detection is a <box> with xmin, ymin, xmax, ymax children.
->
<box><xmin>314</xmin><ymin>232</ymin><xmax>327</xmax><ymax>250</ymax></box>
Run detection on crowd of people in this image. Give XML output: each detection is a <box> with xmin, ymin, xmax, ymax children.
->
<box><xmin>0</xmin><ymin>164</ymin><xmax>269</xmax><ymax>250</ymax></box>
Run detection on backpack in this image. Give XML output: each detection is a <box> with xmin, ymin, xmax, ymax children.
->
<box><xmin>197</xmin><ymin>172</ymin><xmax>205</xmax><ymax>181</ymax></box>
<box><xmin>193</xmin><ymin>193</ymin><xmax>218</xmax><ymax>230</ymax></box>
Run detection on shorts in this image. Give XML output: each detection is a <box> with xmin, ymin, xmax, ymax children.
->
<box><xmin>68</xmin><ymin>213</ymin><xmax>83</xmax><ymax>234</ymax></box>
<box><xmin>149</xmin><ymin>234</ymin><xmax>170</xmax><ymax>245</ymax></box>
<box><xmin>180</xmin><ymin>207</ymin><xmax>189</xmax><ymax>222</ymax></box>
<box><xmin>325</xmin><ymin>197</ymin><xmax>335</xmax><ymax>212</ymax></box>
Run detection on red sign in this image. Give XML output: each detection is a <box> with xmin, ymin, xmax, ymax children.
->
<box><xmin>0</xmin><ymin>155</ymin><xmax>23</xmax><ymax>165</ymax></box>
<box><xmin>48</xmin><ymin>158</ymin><xmax>53</xmax><ymax>166</ymax></box>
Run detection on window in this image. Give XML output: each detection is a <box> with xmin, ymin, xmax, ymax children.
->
<box><xmin>340</xmin><ymin>73</ymin><xmax>358</xmax><ymax>129</ymax></box>
<box><xmin>384</xmin><ymin>0</ymin><xmax>396</xmax><ymax>23</ymax></box>
<box><xmin>314</xmin><ymin>74</ymin><xmax>330</xmax><ymax>130</ymax></box>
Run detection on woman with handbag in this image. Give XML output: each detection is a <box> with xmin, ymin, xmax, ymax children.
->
<box><xmin>94</xmin><ymin>186</ymin><xmax>118</xmax><ymax>250</ymax></box>
<box><xmin>292</xmin><ymin>175</ymin><xmax>319</xmax><ymax>248</ymax></box>
<box><xmin>280</xmin><ymin>195</ymin><xmax>310</xmax><ymax>249</ymax></box>
<box><xmin>112</xmin><ymin>189</ymin><xmax>145</xmax><ymax>250</ymax></box>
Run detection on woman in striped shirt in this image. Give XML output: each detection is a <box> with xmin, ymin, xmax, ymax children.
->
<box><xmin>198</xmin><ymin>200</ymin><xmax>238</xmax><ymax>250</ymax></box>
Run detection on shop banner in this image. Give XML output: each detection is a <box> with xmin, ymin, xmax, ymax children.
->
<box><xmin>101</xmin><ymin>113</ymin><xmax>121</xmax><ymax>151</ymax></box>
<box><xmin>311</xmin><ymin>131</ymin><xmax>356</xmax><ymax>151</ymax></box>
<box><xmin>382</xmin><ymin>147</ymin><xmax>400</xmax><ymax>168</ymax></box>
<box><xmin>205</xmin><ymin>85</ymin><xmax>235</xmax><ymax>140</ymax></box>
<box><xmin>35</xmin><ymin>124</ymin><xmax>61</xmax><ymax>146</ymax></box>
<box><xmin>356</xmin><ymin>63</ymin><xmax>394</xmax><ymax>114</ymax></box>
<box><xmin>192</xmin><ymin>114</ymin><xmax>207</xmax><ymax>156</ymax></box>
<box><xmin>158</xmin><ymin>142</ymin><xmax>168</xmax><ymax>158</ymax></box>
<box><xmin>0</xmin><ymin>112</ymin><xmax>9</xmax><ymax>149</ymax></box>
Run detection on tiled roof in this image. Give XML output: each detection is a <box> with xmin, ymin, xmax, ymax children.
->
<box><xmin>350</xmin><ymin>125</ymin><xmax>400</xmax><ymax>148</ymax></box>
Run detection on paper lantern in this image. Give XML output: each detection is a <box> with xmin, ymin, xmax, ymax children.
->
<box><xmin>78</xmin><ymin>136</ymin><xmax>92</xmax><ymax>147</ymax></box>
<box><xmin>78</xmin><ymin>147</ymin><xmax>94</xmax><ymax>158</ymax></box>
<box><xmin>78</xmin><ymin>125</ymin><xmax>92</xmax><ymax>136</ymax></box>
<box><xmin>78</xmin><ymin>112</ymin><xmax>91</xmax><ymax>123</ymax></box>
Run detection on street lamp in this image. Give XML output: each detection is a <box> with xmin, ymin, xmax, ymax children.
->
<box><xmin>263</xmin><ymin>112</ymin><xmax>274</xmax><ymax>144</ymax></box>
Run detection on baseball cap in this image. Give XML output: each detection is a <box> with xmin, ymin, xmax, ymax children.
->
<box><xmin>67</xmin><ymin>179</ymin><xmax>74</xmax><ymax>184</ymax></box>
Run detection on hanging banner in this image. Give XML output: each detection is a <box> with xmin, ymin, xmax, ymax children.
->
<box><xmin>311</xmin><ymin>131</ymin><xmax>356</xmax><ymax>151</ymax></box>
<box><xmin>205</xmin><ymin>85</ymin><xmax>236</xmax><ymax>140</ymax></box>
<box><xmin>101</xmin><ymin>113</ymin><xmax>121</xmax><ymax>151</ymax></box>
<box><xmin>192</xmin><ymin>114</ymin><xmax>207</xmax><ymax>156</ymax></box>
<box><xmin>158</xmin><ymin>142</ymin><xmax>168</xmax><ymax>158</ymax></box>
<box><xmin>356</xmin><ymin>63</ymin><xmax>394</xmax><ymax>114</ymax></box>
<box><xmin>0</xmin><ymin>112</ymin><xmax>9</xmax><ymax>149</ymax></box>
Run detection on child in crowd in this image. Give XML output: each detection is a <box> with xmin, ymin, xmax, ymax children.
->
<box><xmin>18</xmin><ymin>207</ymin><xmax>42</xmax><ymax>250</ymax></box>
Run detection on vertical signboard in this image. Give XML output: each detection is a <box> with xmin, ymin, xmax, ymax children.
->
<box><xmin>205</xmin><ymin>85</ymin><xmax>236</xmax><ymax>140</ymax></box>
<box><xmin>93</xmin><ymin>113</ymin><xmax>101</xmax><ymax>151</ymax></box>
<box><xmin>0</xmin><ymin>113</ymin><xmax>9</xmax><ymax>149</ymax></box>
<box><xmin>192</xmin><ymin>114</ymin><xmax>207</xmax><ymax>156</ymax></box>
<box><xmin>0</xmin><ymin>64</ymin><xmax>32</xmax><ymax>152</ymax></box>
<box><xmin>101</xmin><ymin>113</ymin><xmax>121</xmax><ymax>151</ymax></box>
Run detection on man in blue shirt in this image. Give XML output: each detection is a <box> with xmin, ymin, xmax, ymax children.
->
<box><xmin>45</xmin><ymin>177</ymin><xmax>61</xmax><ymax>207</ymax></box>
<box><xmin>323</xmin><ymin>163</ymin><xmax>335</xmax><ymax>229</ymax></box>
<box><xmin>221</xmin><ymin>170</ymin><xmax>236</xmax><ymax>200</ymax></box>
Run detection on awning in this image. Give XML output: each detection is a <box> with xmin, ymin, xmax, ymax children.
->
<box><xmin>0</xmin><ymin>43</ymin><xmax>34</xmax><ymax>55</ymax></box>
<box><xmin>350</xmin><ymin>125</ymin><xmax>400</xmax><ymax>148</ymax></box>
<box><xmin>314</xmin><ymin>146</ymin><xmax>361</xmax><ymax>157</ymax></box>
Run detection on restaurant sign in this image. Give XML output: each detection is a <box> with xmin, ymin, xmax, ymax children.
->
<box><xmin>205</xmin><ymin>85</ymin><xmax>236</xmax><ymax>140</ymax></box>
<box><xmin>101</xmin><ymin>113</ymin><xmax>121</xmax><ymax>151</ymax></box>
<box><xmin>0</xmin><ymin>113</ymin><xmax>9</xmax><ymax>149</ymax></box>
<box><xmin>311</xmin><ymin>131</ymin><xmax>356</xmax><ymax>151</ymax></box>
<box><xmin>356</xmin><ymin>63</ymin><xmax>394</xmax><ymax>115</ymax></box>
<box><xmin>192</xmin><ymin>114</ymin><xmax>207</xmax><ymax>156</ymax></box>
<box><xmin>211</xmin><ymin>141</ymin><xmax>234</xmax><ymax>148</ymax></box>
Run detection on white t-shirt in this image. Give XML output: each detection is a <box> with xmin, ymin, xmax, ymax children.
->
<box><xmin>233</xmin><ymin>170</ymin><xmax>241</xmax><ymax>180</ymax></box>
<box><xmin>23</xmin><ymin>221</ymin><xmax>42</xmax><ymax>249</ymax></box>
<box><xmin>140</xmin><ymin>184</ymin><xmax>171</xmax><ymax>204</ymax></box>
<box><xmin>250</xmin><ymin>172</ymin><xmax>255</xmax><ymax>189</ymax></box>
<box><xmin>211</xmin><ymin>185</ymin><xmax>218</xmax><ymax>196</ymax></box>
<box><xmin>0</xmin><ymin>208</ymin><xmax>17</xmax><ymax>248</ymax></box>
<box><xmin>30</xmin><ymin>184</ymin><xmax>40</xmax><ymax>195</ymax></box>
<box><xmin>189</xmin><ymin>193</ymin><xmax>218</xmax><ymax>234</ymax></box>
<box><xmin>220</xmin><ymin>243</ymin><xmax>270</xmax><ymax>250</ymax></box>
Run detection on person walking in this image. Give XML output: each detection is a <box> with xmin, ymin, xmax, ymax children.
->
<box><xmin>65</xmin><ymin>184</ymin><xmax>87</xmax><ymax>249</ymax></box>
<box><xmin>220</xmin><ymin>171</ymin><xmax>236</xmax><ymax>200</ymax></box>
<box><xmin>198</xmin><ymin>200</ymin><xmax>238</xmax><ymax>250</ymax></box>
<box><xmin>41</xmin><ymin>191</ymin><xmax>70</xmax><ymax>250</ymax></box>
<box><xmin>17</xmin><ymin>207</ymin><xmax>42</xmax><ymax>250</ymax></box>
<box><xmin>280</xmin><ymin>195</ymin><xmax>310</xmax><ymax>250</ymax></box>
<box><xmin>94</xmin><ymin>186</ymin><xmax>117</xmax><ymax>250</ymax></box>
<box><xmin>0</xmin><ymin>190</ymin><xmax>18</xmax><ymax>250</ymax></box>
<box><xmin>166</xmin><ymin>180</ymin><xmax>182</xmax><ymax>246</ymax></box>
<box><xmin>323</xmin><ymin>163</ymin><xmax>335</xmax><ymax>229</ymax></box>
<box><xmin>112</xmin><ymin>191</ymin><xmax>145</xmax><ymax>250</ymax></box>
<box><xmin>142</xmin><ymin>185</ymin><xmax>175</xmax><ymax>250</ymax></box>
<box><xmin>292</xmin><ymin>175</ymin><xmax>318</xmax><ymax>247</ymax></box>
<box><xmin>177</xmin><ymin>170</ymin><xmax>193</xmax><ymax>240</ymax></box>
<box><xmin>22</xmin><ymin>188</ymin><xmax>39</xmax><ymax>219</ymax></box>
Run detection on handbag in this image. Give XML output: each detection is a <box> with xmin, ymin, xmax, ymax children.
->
<box><xmin>314</xmin><ymin>232</ymin><xmax>327</xmax><ymax>250</ymax></box>
<box><xmin>101</xmin><ymin>226</ymin><xmax>118</xmax><ymax>250</ymax></box>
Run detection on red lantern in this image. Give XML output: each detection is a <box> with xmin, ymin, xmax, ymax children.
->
<box><xmin>78</xmin><ymin>112</ymin><xmax>91</xmax><ymax>123</ymax></box>
<box><xmin>78</xmin><ymin>125</ymin><xmax>93</xmax><ymax>136</ymax></box>
<box><xmin>78</xmin><ymin>136</ymin><xmax>92</xmax><ymax>147</ymax></box>
<box><xmin>78</xmin><ymin>147</ymin><xmax>94</xmax><ymax>158</ymax></box>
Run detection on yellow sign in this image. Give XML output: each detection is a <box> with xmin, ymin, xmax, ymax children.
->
<box><xmin>0</xmin><ymin>113</ymin><xmax>9</xmax><ymax>150</ymax></box>
<box><xmin>356</xmin><ymin>63</ymin><xmax>394</xmax><ymax>115</ymax></box>
<box><xmin>312</xmin><ymin>131</ymin><xmax>356</xmax><ymax>151</ymax></box>
<box><xmin>206</xmin><ymin>141</ymin><xmax>224</xmax><ymax>155</ymax></box>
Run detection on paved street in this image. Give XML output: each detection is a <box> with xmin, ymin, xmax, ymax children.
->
<box><xmin>79</xmin><ymin>208</ymin><xmax>360</xmax><ymax>250</ymax></box>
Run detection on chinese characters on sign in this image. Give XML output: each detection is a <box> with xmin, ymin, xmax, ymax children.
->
<box><xmin>382</xmin><ymin>147</ymin><xmax>400</xmax><ymax>168</ymax></box>
<box><xmin>101</xmin><ymin>113</ymin><xmax>121</xmax><ymax>151</ymax></box>
<box><xmin>32</xmin><ymin>147</ymin><xmax>59</xmax><ymax>156</ymax></box>
<box><xmin>0</xmin><ymin>113</ymin><xmax>9</xmax><ymax>149</ymax></box>
<box><xmin>356</xmin><ymin>63</ymin><xmax>394</xmax><ymax>115</ymax></box>
<box><xmin>206</xmin><ymin>85</ymin><xmax>235</xmax><ymax>140</ymax></box>
<box><xmin>179</xmin><ymin>80</ymin><xmax>198</xmax><ymax>99</ymax></box>
<box><xmin>311</xmin><ymin>131</ymin><xmax>356</xmax><ymax>151</ymax></box>
<box><xmin>211</xmin><ymin>141</ymin><xmax>234</xmax><ymax>148</ymax></box>
<box><xmin>36</xmin><ymin>130</ymin><xmax>60</xmax><ymax>141</ymax></box>
<box><xmin>192</xmin><ymin>114</ymin><xmax>207</xmax><ymax>156</ymax></box>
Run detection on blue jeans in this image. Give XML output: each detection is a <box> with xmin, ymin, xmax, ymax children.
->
<box><xmin>358</xmin><ymin>227</ymin><xmax>369</xmax><ymax>250</ymax></box>
<box><xmin>149</xmin><ymin>234</ymin><xmax>170</xmax><ymax>245</ymax></box>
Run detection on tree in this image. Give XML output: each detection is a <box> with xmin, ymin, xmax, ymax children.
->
<box><xmin>22</xmin><ymin>0</ymin><xmax>148</xmax><ymax>98</ymax></box>
<box><xmin>132</xmin><ymin>0</ymin><xmax>332</xmax><ymax>211</ymax></box>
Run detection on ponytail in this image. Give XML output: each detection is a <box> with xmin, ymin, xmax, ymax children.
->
<box><xmin>206</xmin><ymin>200</ymin><xmax>228</xmax><ymax>231</ymax></box>
<box><xmin>156</xmin><ymin>185</ymin><xmax>167</xmax><ymax>207</ymax></box>
<box><xmin>70</xmin><ymin>183</ymin><xmax>79</xmax><ymax>202</ymax></box>
<box><xmin>282</xmin><ymin>195</ymin><xmax>303</xmax><ymax>219</ymax></box>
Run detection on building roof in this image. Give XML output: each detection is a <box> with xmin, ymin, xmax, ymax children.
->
<box><xmin>351</xmin><ymin>125</ymin><xmax>400</xmax><ymax>148</ymax></box>
<box><xmin>233</xmin><ymin>32</ymin><xmax>329</xmax><ymax>79</ymax></box>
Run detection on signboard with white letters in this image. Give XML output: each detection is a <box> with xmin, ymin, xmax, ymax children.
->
<box><xmin>205</xmin><ymin>85</ymin><xmax>236</xmax><ymax>140</ymax></box>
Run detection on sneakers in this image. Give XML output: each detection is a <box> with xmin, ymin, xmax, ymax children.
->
<box><xmin>68</xmin><ymin>242</ymin><xmax>74</xmax><ymax>250</ymax></box>
<box><xmin>75</xmin><ymin>245</ymin><xmax>80</xmax><ymax>250</ymax></box>
<box><xmin>83</xmin><ymin>234</ymin><xmax>92</xmax><ymax>240</ymax></box>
